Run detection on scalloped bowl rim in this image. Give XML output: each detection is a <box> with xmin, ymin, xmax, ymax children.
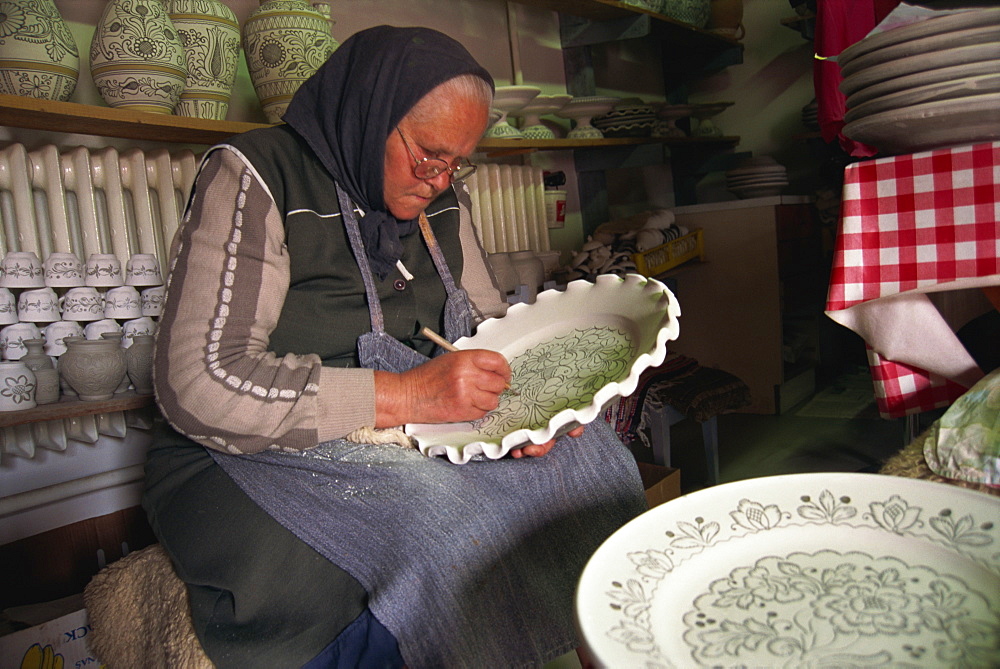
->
<box><xmin>405</xmin><ymin>274</ymin><xmax>681</xmax><ymax>464</ymax></box>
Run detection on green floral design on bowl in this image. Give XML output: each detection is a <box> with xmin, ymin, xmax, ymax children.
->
<box><xmin>474</xmin><ymin>326</ymin><xmax>635</xmax><ymax>436</ymax></box>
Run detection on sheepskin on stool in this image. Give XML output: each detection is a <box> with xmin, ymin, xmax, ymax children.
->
<box><xmin>83</xmin><ymin>543</ymin><xmax>213</xmax><ymax>668</ymax></box>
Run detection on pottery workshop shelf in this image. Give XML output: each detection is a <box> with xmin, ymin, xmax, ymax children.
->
<box><xmin>0</xmin><ymin>94</ymin><xmax>737</xmax><ymax>154</ymax></box>
<box><xmin>0</xmin><ymin>392</ymin><xmax>154</xmax><ymax>428</ymax></box>
<box><xmin>0</xmin><ymin>94</ymin><xmax>263</xmax><ymax>145</ymax></box>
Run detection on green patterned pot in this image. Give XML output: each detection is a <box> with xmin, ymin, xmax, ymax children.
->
<box><xmin>242</xmin><ymin>0</ymin><xmax>338</xmax><ymax>123</ymax></box>
<box><xmin>0</xmin><ymin>0</ymin><xmax>79</xmax><ymax>101</ymax></box>
<box><xmin>89</xmin><ymin>0</ymin><xmax>187</xmax><ymax>114</ymax></box>
<box><xmin>165</xmin><ymin>0</ymin><xmax>241</xmax><ymax>120</ymax></box>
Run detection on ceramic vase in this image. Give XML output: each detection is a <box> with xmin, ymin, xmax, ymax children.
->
<box><xmin>661</xmin><ymin>0</ymin><xmax>711</xmax><ymax>28</ymax></box>
<box><xmin>20</xmin><ymin>338</ymin><xmax>53</xmax><ymax>371</ymax></box>
<box><xmin>0</xmin><ymin>360</ymin><xmax>36</xmax><ymax>411</ymax></box>
<box><xmin>125</xmin><ymin>333</ymin><xmax>154</xmax><ymax>395</ymax></box>
<box><xmin>90</xmin><ymin>0</ymin><xmax>188</xmax><ymax>114</ymax></box>
<box><xmin>242</xmin><ymin>0</ymin><xmax>338</xmax><ymax>123</ymax></box>
<box><xmin>31</xmin><ymin>365</ymin><xmax>60</xmax><ymax>404</ymax></box>
<box><xmin>102</xmin><ymin>331</ymin><xmax>132</xmax><ymax>393</ymax></box>
<box><xmin>58</xmin><ymin>338</ymin><xmax>127</xmax><ymax>401</ymax></box>
<box><xmin>0</xmin><ymin>0</ymin><xmax>79</xmax><ymax>101</ymax></box>
<box><xmin>165</xmin><ymin>0</ymin><xmax>241</xmax><ymax>120</ymax></box>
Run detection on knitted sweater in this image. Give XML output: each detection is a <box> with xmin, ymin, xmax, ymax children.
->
<box><xmin>154</xmin><ymin>143</ymin><xmax>505</xmax><ymax>455</ymax></box>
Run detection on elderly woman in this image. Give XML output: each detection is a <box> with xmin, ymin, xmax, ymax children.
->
<box><xmin>144</xmin><ymin>25</ymin><xmax>646</xmax><ymax>668</ymax></box>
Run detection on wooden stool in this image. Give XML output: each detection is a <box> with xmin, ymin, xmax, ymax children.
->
<box><xmin>607</xmin><ymin>353</ymin><xmax>751</xmax><ymax>487</ymax></box>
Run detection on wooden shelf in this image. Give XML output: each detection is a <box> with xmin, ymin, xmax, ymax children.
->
<box><xmin>0</xmin><ymin>94</ymin><xmax>739</xmax><ymax>153</ymax></box>
<box><xmin>0</xmin><ymin>93</ymin><xmax>263</xmax><ymax>145</ymax></box>
<box><xmin>480</xmin><ymin>135</ymin><xmax>739</xmax><ymax>155</ymax></box>
<box><xmin>0</xmin><ymin>392</ymin><xmax>155</xmax><ymax>428</ymax></box>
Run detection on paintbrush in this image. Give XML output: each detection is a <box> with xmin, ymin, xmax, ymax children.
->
<box><xmin>420</xmin><ymin>326</ymin><xmax>518</xmax><ymax>395</ymax></box>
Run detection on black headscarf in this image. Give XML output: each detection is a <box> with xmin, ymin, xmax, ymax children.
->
<box><xmin>283</xmin><ymin>25</ymin><xmax>494</xmax><ymax>279</ymax></box>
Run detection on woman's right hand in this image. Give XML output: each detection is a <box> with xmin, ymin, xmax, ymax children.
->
<box><xmin>374</xmin><ymin>349</ymin><xmax>511</xmax><ymax>426</ymax></box>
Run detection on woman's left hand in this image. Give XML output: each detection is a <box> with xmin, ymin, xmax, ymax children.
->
<box><xmin>510</xmin><ymin>425</ymin><xmax>585</xmax><ymax>458</ymax></box>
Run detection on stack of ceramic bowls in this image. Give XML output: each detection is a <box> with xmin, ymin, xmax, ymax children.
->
<box><xmin>839</xmin><ymin>7</ymin><xmax>1000</xmax><ymax>155</ymax></box>
<box><xmin>725</xmin><ymin>156</ymin><xmax>788</xmax><ymax>199</ymax></box>
<box><xmin>592</xmin><ymin>100</ymin><xmax>656</xmax><ymax>138</ymax></box>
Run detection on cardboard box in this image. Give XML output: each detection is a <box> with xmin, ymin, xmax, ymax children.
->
<box><xmin>637</xmin><ymin>462</ymin><xmax>681</xmax><ymax>509</ymax></box>
<box><xmin>0</xmin><ymin>608</ymin><xmax>102</xmax><ymax>668</ymax></box>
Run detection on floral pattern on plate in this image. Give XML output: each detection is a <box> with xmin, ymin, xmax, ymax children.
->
<box><xmin>576</xmin><ymin>472</ymin><xmax>1000</xmax><ymax>668</ymax></box>
<box><xmin>406</xmin><ymin>274</ymin><xmax>680</xmax><ymax>464</ymax></box>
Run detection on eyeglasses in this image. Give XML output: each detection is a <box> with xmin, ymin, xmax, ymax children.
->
<box><xmin>396</xmin><ymin>128</ymin><xmax>477</xmax><ymax>182</ymax></box>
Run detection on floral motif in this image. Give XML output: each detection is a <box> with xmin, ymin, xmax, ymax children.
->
<box><xmin>472</xmin><ymin>326</ymin><xmax>634</xmax><ymax>436</ymax></box>
<box><xmin>730</xmin><ymin>498</ymin><xmax>785</xmax><ymax>531</ymax></box>
<box><xmin>686</xmin><ymin>553</ymin><xmax>998</xmax><ymax>666</ymax></box>
<box><xmin>0</xmin><ymin>0</ymin><xmax>77</xmax><ymax>62</ymax></box>
<box><xmin>869</xmin><ymin>494</ymin><xmax>923</xmax><ymax>533</ymax></box>
<box><xmin>582</xmin><ymin>478</ymin><xmax>1000</xmax><ymax>667</ymax></box>
<box><xmin>1</xmin><ymin>372</ymin><xmax>35</xmax><ymax>404</ymax></box>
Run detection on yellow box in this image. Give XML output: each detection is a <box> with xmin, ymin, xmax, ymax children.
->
<box><xmin>632</xmin><ymin>228</ymin><xmax>704</xmax><ymax>276</ymax></box>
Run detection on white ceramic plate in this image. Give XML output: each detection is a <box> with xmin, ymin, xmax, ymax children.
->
<box><xmin>844</xmin><ymin>73</ymin><xmax>1000</xmax><ymax>124</ymax></box>
<box><xmin>845</xmin><ymin>59</ymin><xmax>1000</xmax><ymax>109</ymax></box>
<box><xmin>839</xmin><ymin>43</ymin><xmax>999</xmax><ymax>98</ymax></box>
<box><xmin>843</xmin><ymin>92</ymin><xmax>1000</xmax><ymax>154</ymax></box>
<box><xmin>839</xmin><ymin>24</ymin><xmax>1000</xmax><ymax>79</ymax></box>
<box><xmin>837</xmin><ymin>7</ymin><xmax>1000</xmax><ymax>67</ymax></box>
<box><xmin>575</xmin><ymin>472</ymin><xmax>1000</xmax><ymax>668</ymax></box>
<box><xmin>405</xmin><ymin>274</ymin><xmax>680</xmax><ymax>464</ymax></box>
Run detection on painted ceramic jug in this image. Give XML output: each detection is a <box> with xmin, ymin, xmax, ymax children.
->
<box><xmin>0</xmin><ymin>0</ymin><xmax>79</xmax><ymax>101</ymax></box>
<box><xmin>242</xmin><ymin>0</ymin><xmax>338</xmax><ymax>123</ymax></box>
<box><xmin>90</xmin><ymin>0</ymin><xmax>188</xmax><ymax>114</ymax></box>
<box><xmin>58</xmin><ymin>338</ymin><xmax>127</xmax><ymax>401</ymax></box>
<box><xmin>165</xmin><ymin>0</ymin><xmax>242</xmax><ymax>120</ymax></box>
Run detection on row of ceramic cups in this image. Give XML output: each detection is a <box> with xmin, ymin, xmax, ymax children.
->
<box><xmin>1</xmin><ymin>284</ymin><xmax>165</xmax><ymax>324</ymax></box>
<box><xmin>0</xmin><ymin>316</ymin><xmax>157</xmax><ymax>360</ymax></box>
<box><xmin>0</xmin><ymin>250</ymin><xmax>163</xmax><ymax>288</ymax></box>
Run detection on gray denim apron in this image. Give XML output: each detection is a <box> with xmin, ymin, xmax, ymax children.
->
<box><xmin>211</xmin><ymin>187</ymin><xmax>647</xmax><ymax>668</ymax></box>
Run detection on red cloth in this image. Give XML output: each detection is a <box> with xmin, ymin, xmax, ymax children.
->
<box><xmin>826</xmin><ymin>142</ymin><xmax>1000</xmax><ymax>418</ymax></box>
<box><xmin>813</xmin><ymin>0</ymin><xmax>899</xmax><ymax>157</ymax></box>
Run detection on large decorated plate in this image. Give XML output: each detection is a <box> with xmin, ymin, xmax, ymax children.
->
<box><xmin>405</xmin><ymin>274</ymin><xmax>679</xmax><ymax>464</ymax></box>
<box><xmin>575</xmin><ymin>472</ymin><xmax>1000</xmax><ymax>668</ymax></box>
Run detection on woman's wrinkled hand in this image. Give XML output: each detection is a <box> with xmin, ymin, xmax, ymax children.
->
<box><xmin>510</xmin><ymin>425</ymin><xmax>585</xmax><ymax>459</ymax></box>
<box><xmin>375</xmin><ymin>349</ymin><xmax>511</xmax><ymax>427</ymax></box>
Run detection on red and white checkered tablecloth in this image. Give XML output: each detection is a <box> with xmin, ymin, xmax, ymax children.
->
<box><xmin>826</xmin><ymin>141</ymin><xmax>1000</xmax><ymax>418</ymax></box>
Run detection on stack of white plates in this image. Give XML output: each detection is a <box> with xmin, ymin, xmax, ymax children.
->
<box><xmin>725</xmin><ymin>156</ymin><xmax>788</xmax><ymax>199</ymax></box>
<box><xmin>839</xmin><ymin>7</ymin><xmax>1000</xmax><ymax>155</ymax></box>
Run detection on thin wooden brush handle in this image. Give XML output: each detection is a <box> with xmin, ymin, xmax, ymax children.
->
<box><xmin>419</xmin><ymin>326</ymin><xmax>515</xmax><ymax>393</ymax></box>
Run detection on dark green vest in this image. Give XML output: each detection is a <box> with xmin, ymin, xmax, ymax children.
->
<box><xmin>226</xmin><ymin>126</ymin><xmax>465</xmax><ymax>367</ymax></box>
